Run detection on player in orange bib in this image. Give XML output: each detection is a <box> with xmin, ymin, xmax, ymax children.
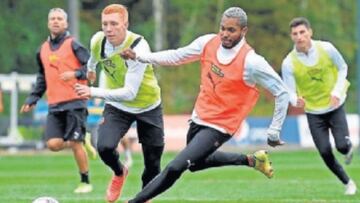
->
<box><xmin>121</xmin><ymin>7</ymin><xmax>289</xmax><ymax>202</ymax></box>
<box><xmin>20</xmin><ymin>8</ymin><xmax>93</xmax><ymax>194</ymax></box>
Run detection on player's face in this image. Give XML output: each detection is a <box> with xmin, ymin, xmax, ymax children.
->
<box><xmin>290</xmin><ymin>24</ymin><xmax>313</xmax><ymax>53</ymax></box>
<box><xmin>48</xmin><ymin>11</ymin><xmax>68</xmax><ymax>37</ymax></box>
<box><xmin>102</xmin><ymin>13</ymin><xmax>128</xmax><ymax>46</ymax></box>
<box><xmin>219</xmin><ymin>17</ymin><xmax>247</xmax><ymax>49</ymax></box>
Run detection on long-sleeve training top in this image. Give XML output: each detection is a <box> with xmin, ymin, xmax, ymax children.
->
<box><xmin>26</xmin><ymin>31</ymin><xmax>89</xmax><ymax>112</ymax></box>
<box><xmin>136</xmin><ymin>34</ymin><xmax>289</xmax><ymax>136</ymax></box>
<box><xmin>87</xmin><ymin>31</ymin><xmax>161</xmax><ymax>114</ymax></box>
<box><xmin>281</xmin><ymin>40</ymin><xmax>348</xmax><ymax>114</ymax></box>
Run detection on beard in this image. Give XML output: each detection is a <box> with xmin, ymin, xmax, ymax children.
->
<box><xmin>221</xmin><ymin>35</ymin><xmax>243</xmax><ymax>49</ymax></box>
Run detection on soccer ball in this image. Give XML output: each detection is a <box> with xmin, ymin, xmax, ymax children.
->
<box><xmin>32</xmin><ymin>196</ymin><xmax>59</xmax><ymax>203</ymax></box>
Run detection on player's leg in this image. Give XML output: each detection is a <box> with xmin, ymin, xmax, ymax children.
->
<box><xmin>97</xmin><ymin>105</ymin><xmax>134</xmax><ymax>202</ymax></box>
<box><xmin>307</xmin><ymin>113</ymin><xmax>350</xmax><ymax>184</ymax></box>
<box><xmin>189</xmin><ymin>150</ymin><xmax>249</xmax><ymax>169</ymax></box>
<box><xmin>70</xmin><ymin>140</ymin><xmax>93</xmax><ymax>193</ymax></box>
<box><xmin>185</xmin><ymin>123</ymin><xmax>248</xmax><ymax>168</ymax></box>
<box><xmin>328</xmin><ymin>105</ymin><xmax>353</xmax><ymax>164</ymax></box>
<box><xmin>136</xmin><ymin>105</ymin><xmax>165</xmax><ymax>188</ymax></box>
<box><xmin>141</xmin><ymin>145</ymin><xmax>164</xmax><ymax>187</ymax></box>
<box><xmin>328</xmin><ymin>105</ymin><xmax>357</xmax><ymax>195</ymax></box>
<box><xmin>65</xmin><ymin>109</ymin><xmax>93</xmax><ymax>193</ymax></box>
<box><xmin>120</xmin><ymin>136</ymin><xmax>134</xmax><ymax>168</ymax></box>
<box><xmin>128</xmin><ymin>124</ymin><xmax>228</xmax><ymax>203</ymax></box>
<box><xmin>97</xmin><ymin>105</ymin><xmax>132</xmax><ymax>174</ymax></box>
<box><xmin>45</xmin><ymin>112</ymin><xmax>68</xmax><ymax>151</ymax></box>
<box><xmin>185</xmin><ymin>123</ymin><xmax>273</xmax><ymax>178</ymax></box>
<box><xmin>189</xmin><ymin>150</ymin><xmax>273</xmax><ymax>178</ymax></box>
<box><xmin>84</xmin><ymin>132</ymin><xmax>97</xmax><ymax>160</ymax></box>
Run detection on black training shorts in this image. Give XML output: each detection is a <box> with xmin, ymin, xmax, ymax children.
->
<box><xmin>45</xmin><ymin>108</ymin><xmax>87</xmax><ymax>142</ymax></box>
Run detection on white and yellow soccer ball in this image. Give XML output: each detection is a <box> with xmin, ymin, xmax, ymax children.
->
<box><xmin>32</xmin><ymin>196</ymin><xmax>59</xmax><ymax>203</ymax></box>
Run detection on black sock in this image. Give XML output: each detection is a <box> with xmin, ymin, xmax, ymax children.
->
<box><xmin>80</xmin><ymin>171</ymin><xmax>90</xmax><ymax>184</ymax></box>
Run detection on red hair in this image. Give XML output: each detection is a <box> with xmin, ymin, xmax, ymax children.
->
<box><xmin>102</xmin><ymin>4</ymin><xmax>128</xmax><ymax>23</ymax></box>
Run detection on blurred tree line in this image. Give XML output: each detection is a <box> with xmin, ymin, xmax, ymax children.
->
<box><xmin>0</xmin><ymin>0</ymin><xmax>357</xmax><ymax>115</ymax></box>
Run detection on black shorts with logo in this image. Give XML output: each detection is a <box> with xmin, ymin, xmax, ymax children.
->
<box><xmin>45</xmin><ymin>108</ymin><xmax>87</xmax><ymax>142</ymax></box>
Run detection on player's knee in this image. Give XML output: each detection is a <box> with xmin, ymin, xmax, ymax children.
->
<box><xmin>47</xmin><ymin>146</ymin><xmax>62</xmax><ymax>152</ymax></box>
<box><xmin>97</xmin><ymin>143</ymin><xmax>116</xmax><ymax>154</ymax></box>
<box><xmin>335</xmin><ymin>143</ymin><xmax>349</xmax><ymax>154</ymax></box>
<box><xmin>46</xmin><ymin>141</ymin><xmax>63</xmax><ymax>151</ymax></box>
<box><xmin>69</xmin><ymin>141</ymin><xmax>83</xmax><ymax>151</ymax></box>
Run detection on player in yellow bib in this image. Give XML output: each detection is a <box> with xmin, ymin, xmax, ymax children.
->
<box><xmin>75</xmin><ymin>4</ymin><xmax>164</xmax><ymax>203</ymax></box>
<box><xmin>281</xmin><ymin>17</ymin><xmax>356</xmax><ymax>195</ymax></box>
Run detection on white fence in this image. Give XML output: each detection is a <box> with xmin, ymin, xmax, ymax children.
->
<box><xmin>0</xmin><ymin>72</ymin><xmax>36</xmax><ymax>145</ymax></box>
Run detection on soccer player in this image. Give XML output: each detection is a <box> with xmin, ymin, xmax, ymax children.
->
<box><xmin>20</xmin><ymin>8</ymin><xmax>94</xmax><ymax>194</ymax></box>
<box><xmin>281</xmin><ymin>17</ymin><xmax>356</xmax><ymax>195</ymax></box>
<box><xmin>74</xmin><ymin>4</ymin><xmax>165</xmax><ymax>203</ymax></box>
<box><xmin>120</xmin><ymin>7</ymin><xmax>289</xmax><ymax>202</ymax></box>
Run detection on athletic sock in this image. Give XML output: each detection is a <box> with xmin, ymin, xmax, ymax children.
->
<box><xmin>80</xmin><ymin>171</ymin><xmax>90</xmax><ymax>184</ymax></box>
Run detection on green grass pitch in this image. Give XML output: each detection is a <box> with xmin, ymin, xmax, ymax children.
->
<box><xmin>0</xmin><ymin>149</ymin><xmax>359</xmax><ymax>203</ymax></box>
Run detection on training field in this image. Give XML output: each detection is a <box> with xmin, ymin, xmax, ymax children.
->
<box><xmin>0</xmin><ymin>149</ymin><xmax>359</xmax><ymax>203</ymax></box>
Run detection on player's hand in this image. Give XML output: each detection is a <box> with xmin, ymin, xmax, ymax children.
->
<box><xmin>296</xmin><ymin>97</ymin><xmax>305</xmax><ymax>108</ymax></box>
<box><xmin>120</xmin><ymin>48</ymin><xmax>137</xmax><ymax>60</ymax></box>
<box><xmin>20</xmin><ymin>104</ymin><xmax>35</xmax><ymax>113</ymax></box>
<box><xmin>87</xmin><ymin>71</ymin><xmax>97</xmax><ymax>85</ymax></box>
<box><xmin>60</xmin><ymin>71</ymin><xmax>76</xmax><ymax>81</ymax></box>
<box><xmin>330</xmin><ymin>95</ymin><xmax>340</xmax><ymax>108</ymax></box>
<box><xmin>74</xmin><ymin>83</ymin><xmax>91</xmax><ymax>98</ymax></box>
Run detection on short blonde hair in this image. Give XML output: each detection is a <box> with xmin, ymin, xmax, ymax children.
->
<box><xmin>102</xmin><ymin>4</ymin><xmax>128</xmax><ymax>23</ymax></box>
<box><xmin>48</xmin><ymin>8</ymin><xmax>68</xmax><ymax>21</ymax></box>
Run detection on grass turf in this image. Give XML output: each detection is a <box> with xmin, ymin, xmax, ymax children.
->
<box><xmin>0</xmin><ymin>149</ymin><xmax>359</xmax><ymax>203</ymax></box>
